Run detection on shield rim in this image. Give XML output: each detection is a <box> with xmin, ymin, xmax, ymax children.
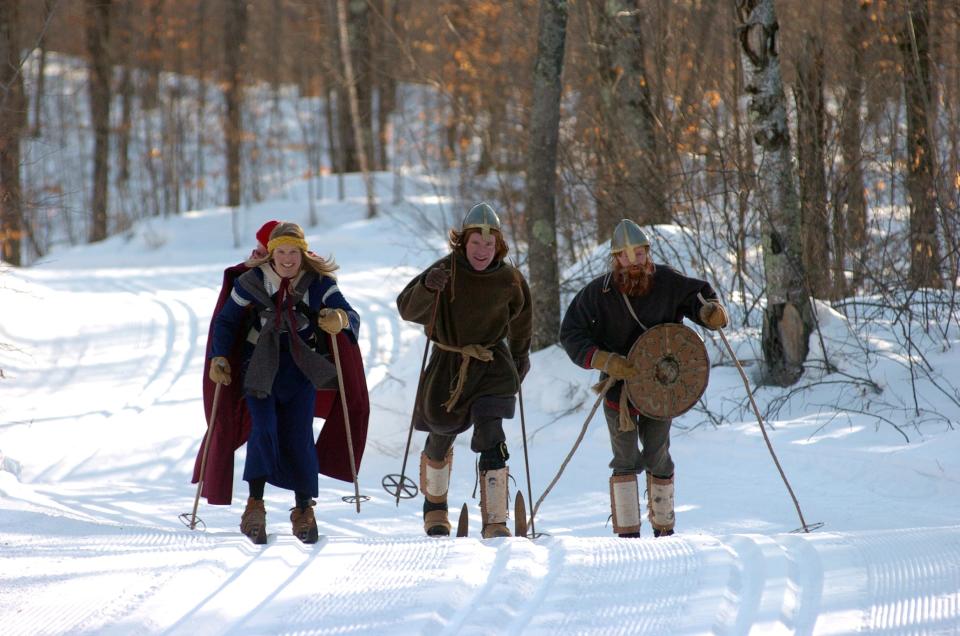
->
<box><xmin>625</xmin><ymin>322</ymin><xmax>709</xmax><ymax>419</ymax></box>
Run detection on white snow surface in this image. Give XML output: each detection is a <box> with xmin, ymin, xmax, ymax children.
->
<box><xmin>2</xmin><ymin>175</ymin><xmax>959</xmax><ymax>635</ymax></box>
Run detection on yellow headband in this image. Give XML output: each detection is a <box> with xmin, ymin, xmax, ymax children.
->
<box><xmin>267</xmin><ymin>236</ymin><xmax>309</xmax><ymax>253</ymax></box>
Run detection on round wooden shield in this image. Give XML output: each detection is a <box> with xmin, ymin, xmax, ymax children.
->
<box><xmin>625</xmin><ymin>323</ymin><xmax>709</xmax><ymax>419</ymax></box>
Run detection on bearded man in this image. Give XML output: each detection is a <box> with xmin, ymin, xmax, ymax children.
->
<box><xmin>558</xmin><ymin>219</ymin><xmax>727</xmax><ymax>538</ymax></box>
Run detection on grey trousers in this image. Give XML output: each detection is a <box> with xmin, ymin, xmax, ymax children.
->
<box><xmin>602</xmin><ymin>403</ymin><xmax>674</xmax><ymax>478</ymax></box>
<box><xmin>424</xmin><ymin>415</ymin><xmax>505</xmax><ymax>462</ymax></box>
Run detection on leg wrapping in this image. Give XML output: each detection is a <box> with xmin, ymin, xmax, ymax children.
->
<box><xmin>609</xmin><ymin>474</ymin><xmax>641</xmax><ymax>535</ymax></box>
<box><xmin>646</xmin><ymin>473</ymin><xmax>675</xmax><ymax>533</ymax></box>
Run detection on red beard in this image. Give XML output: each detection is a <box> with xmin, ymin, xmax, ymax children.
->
<box><xmin>613</xmin><ymin>260</ymin><xmax>655</xmax><ymax>297</ymax></box>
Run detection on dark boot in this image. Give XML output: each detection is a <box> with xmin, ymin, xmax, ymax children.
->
<box><xmin>240</xmin><ymin>497</ymin><xmax>267</xmax><ymax>545</ymax></box>
<box><xmin>290</xmin><ymin>500</ymin><xmax>319</xmax><ymax>544</ymax></box>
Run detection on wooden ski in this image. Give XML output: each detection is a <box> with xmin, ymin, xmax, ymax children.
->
<box><xmin>456</xmin><ymin>503</ymin><xmax>469</xmax><ymax>537</ymax></box>
<box><xmin>514</xmin><ymin>491</ymin><xmax>528</xmax><ymax>538</ymax></box>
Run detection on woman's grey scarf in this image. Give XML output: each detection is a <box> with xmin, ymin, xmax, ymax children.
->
<box><xmin>237</xmin><ymin>268</ymin><xmax>338</xmax><ymax>398</ymax></box>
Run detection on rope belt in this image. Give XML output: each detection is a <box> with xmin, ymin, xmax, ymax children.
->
<box><xmin>433</xmin><ymin>341</ymin><xmax>495</xmax><ymax>412</ymax></box>
<box><xmin>591</xmin><ymin>377</ymin><xmax>637</xmax><ymax>432</ymax></box>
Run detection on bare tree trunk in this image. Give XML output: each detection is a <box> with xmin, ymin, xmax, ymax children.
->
<box><xmin>86</xmin><ymin>0</ymin><xmax>111</xmax><ymax>243</ymax></box>
<box><xmin>525</xmin><ymin>0</ymin><xmax>567</xmax><ymax>351</ymax></box>
<box><xmin>29</xmin><ymin>0</ymin><xmax>55</xmax><ymax>139</ymax></box>
<box><xmin>115</xmin><ymin>1</ymin><xmax>133</xmax><ymax>186</ymax></box>
<box><xmin>336</xmin><ymin>0</ymin><xmax>377</xmax><ymax>218</ymax></box>
<box><xmin>838</xmin><ymin>0</ymin><xmax>869</xmax><ymax>294</ymax></box>
<box><xmin>223</xmin><ymin>0</ymin><xmax>247</xmax><ymax>208</ymax></box>
<box><xmin>794</xmin><ymin>34</ymin><xmax>830</xmax><ymax>299</ymax></box>
<box><xmin>736</xmin><ymin>0</ymin><xmax>813</xmax><ymax>386</ymax></box>
<box><xmin>592</xmin><ymin>0</ymin><xmax>665</xmax><ymax>238</ymax></box>
<box><xmin>0</xmin><ymin>0</ymin><xmax>25</xmax><ymax>265</ymax></box>
<box><xmin>141</xmin><ymin>0</ymin><xmax>163</xmax><ymax>111</ymax></box>
<box><xmin>901</xmin><ymin>0</ymin><xmax>943</xmax><ymax>289</ymax></box>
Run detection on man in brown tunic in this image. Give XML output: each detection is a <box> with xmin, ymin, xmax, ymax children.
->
<box><xmin>397</xmin><ymin>203</ymin><xmax>532</xmax><ymax>538</ymax></box>
<box><xmin>559</xmin><ymin>219</ymin><xmax>727</xmax><ymax>538</ymax></box>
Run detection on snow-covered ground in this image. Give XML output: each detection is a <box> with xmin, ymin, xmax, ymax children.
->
<box><xmin>1</xmin><ymin>174</ymin><xmax>959</xmax><ymax>635</ymax></box>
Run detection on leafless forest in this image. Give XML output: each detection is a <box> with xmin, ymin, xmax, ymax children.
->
<box><xmin>1</xmin><ymin>1</ymin><xmax>958</xmax><ymax>390</ymax></box>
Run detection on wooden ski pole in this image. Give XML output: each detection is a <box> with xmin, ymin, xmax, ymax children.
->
<box><xmin>330</xmin><ymin>330</ymin><xmax>363</xmax><ymax>513</ymax></box>
<box><xmin>185</xmin><ymin>380</ymin><xmax>223</xmax><ymax>530</ymax></box>
<box><xmin>390</xmin><ymin>288</ymin><xmax>441</xmax><ymax>506</ymax></box>
<box><xmin>517</xmin><ymin>385</ymin><xmax>537</xmax><ymax>538</ymax></box>
<box><xmin>531</xmin><ymin>377</ymin><xmax>615</xmax><ymax>522</ymax></box>
<box><xmin>697</xmin><ymin>293</ymin><xmax>816</xmax><ymax>532</ymax></box>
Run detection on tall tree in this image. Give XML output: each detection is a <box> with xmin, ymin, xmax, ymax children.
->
<box><xmin>837</xmin><ymin>0</ymin><xmax>869</xmax><ymax>294</ymax></box>
<box><xmin>736</xmin><ymin>0</ymin><xmax>814</xmax><ymax>386</ymax></box>
<box><xmin>223</xmin><ymin>0</ymin><xmax>247</xmax><ymax>208</ymax></box>
<box><xmin>900</xmin><ymin>0</ymin><xmax>943</xmax><ymax>289</ymax></box>
<box><xmin>29</xmin><ymin>0</ymin><xmax>55</xmax><ymax>139</ymax></box>
<box><xmin>86</xmin><ymin>0</ymin><xmax>112</xmax><ymax>243</ymax></box>
<box><xmin>336</xmin><ymin>0</ymin><xmax>377</xmax><ymax>218</ymax></box>
<box><xmin>592</xmin><ymin>0</ymin><xmax>665</xmax><ymax>240</ymax></box>
<box><xmin>0</xmin><ymin>0</ymin><xmax>25</xmax><ymax>265</ymax></box>
<box><xmin>794</xmin><ymin>33</ymin><xmax>830</xmax><ymax>298</ymax></box>
<box><xmin>524</xmin><ymin>0</ymin><xmax>567</xmax><ymax>351</ymax></box>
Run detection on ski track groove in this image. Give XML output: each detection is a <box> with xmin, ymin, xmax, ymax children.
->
<box><xmin>276</xmin><ymin>537</ymin><xmax>459</xmax><ymax>634</ymax></box>
<box><xmin>437</xmin><ymin>537</ymin><xmax>555</xmax><ymax>635</ymax></box>
<box><xmin>524</xmin><ymin>536</ymin><xmax>700</xmax><ymax>635</ymax></box>
<box><xmin>2</xmin><ymin>530</ymin><xmax>225</xmax><ymax>636</ymax></box>
<box><xmin>854</xmin><ymin>527</ymin><xmax>960</xmax><ymax>633</ymax></box>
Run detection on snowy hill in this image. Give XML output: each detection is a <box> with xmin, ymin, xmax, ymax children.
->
<box><xmin>1</xmin><ymin>174</ymin><xmax>959</xmax><ymax>635</ymax></box>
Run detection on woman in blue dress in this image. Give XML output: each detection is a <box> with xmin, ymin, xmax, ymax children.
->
<box><xmin>208</xmin><ymin>221</ymin><xmax>362</xmax><ymax>544</ymax></box>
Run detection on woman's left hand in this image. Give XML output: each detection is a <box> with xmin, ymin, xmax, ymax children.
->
<box><xmin>318</xmin><ymin>308</ymin><xmax>348</xmax><ymax>334</ymax></box>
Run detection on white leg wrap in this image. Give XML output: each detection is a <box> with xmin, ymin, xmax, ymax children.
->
<box><xmin>419</xmin><ymin>451</ymin><xmax>452</xmax><ymax>504</ymax></box>
<box><xmin>646</xmin><ymin>473</ymin><xmax>675</xmax><ymax>532</ymax></box>
<box><xmin>610</xmin><ymin>474</ymin><xmax>641</xmax><ymax>535</ymax></box>
<box><xmin>479</xmin><ymin>467</ymin><xmax>509</xmax><ymax>525</ymax></box>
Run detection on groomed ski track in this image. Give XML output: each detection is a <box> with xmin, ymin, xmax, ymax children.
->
<box><xmin>3</xmin><ymin>525</ymin><xmax>959</xmax><ymax>635</ymax></box>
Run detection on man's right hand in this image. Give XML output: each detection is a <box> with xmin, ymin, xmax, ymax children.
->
<box><xmin>424</xmin><ymin>267</ymin><xmax>450</xmax><ymax>292</ymax></box>
<box><xmin>590</xmin><ymin>350</ymin><xmax>636</xmax><ymax>381</ymax></box>
<box><xmin>209</xmin><ymin>356</ymin><xmax>231</xmax><ymax>385</ymax></box>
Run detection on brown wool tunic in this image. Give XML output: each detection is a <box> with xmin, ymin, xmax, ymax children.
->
<box><xmin>396</xmin><ymin>252</ymin><xmax>532</xmax><ymax>435</ymax></box>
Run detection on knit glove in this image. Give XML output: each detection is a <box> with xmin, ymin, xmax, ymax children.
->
<box><xmin>318</xmin><ymin>308</ymin><xmax>349</xmax><ymax>334</ymax></box>
<box><xmin>514</xmin><ymin>354</ymin><xmax>531</xmax><ymax>382</ymax></box>
<box><xmin>590</xmin><ymin>350</ymin><xmax>636</xmax><ymax>381</ymax></box>
<box><xmin>209</xmin><ymin>356</ymin><xmax>231</xmax><ymax>385</ymax></box>
<box><xmin>424</xmin><ymin>267</ymin><xmax>450</xmax><ymax>292</ymax></box>
<box><xmin>699</xmin><ymin>300</ymin><xmax>729</xmax><ymax>330</ymax></box>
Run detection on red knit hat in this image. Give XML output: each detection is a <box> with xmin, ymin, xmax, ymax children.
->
<box><xmin>255</xmin><ymin>220</ymin><xmax>280</xmax><ymax>249</ymax></box>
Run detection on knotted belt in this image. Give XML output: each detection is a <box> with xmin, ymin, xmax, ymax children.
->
<box><xmin>432</xmin><ymin>341</ymin><xmax>495</xmax><ymax>412</ymax></box>
<box><xmin>591</xmin><ymin>377</ymin><xmax>637</xmax><ymax>432</ymax></box>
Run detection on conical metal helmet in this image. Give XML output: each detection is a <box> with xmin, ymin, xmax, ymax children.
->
<box><xmin>462</xmin><ymin>202</ymin><xmax>501</xmax><ymax>238</ymax></box>
<box><xmin>610</xmin><ymin>219</ymin><xmax>650</xmax><ymax>264</ymax></box>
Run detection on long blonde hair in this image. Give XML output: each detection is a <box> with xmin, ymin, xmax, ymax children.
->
<box><xmin>245</xmin><ymin>221</ymin><xmax>338</xmax><ymax>277</ymax></box>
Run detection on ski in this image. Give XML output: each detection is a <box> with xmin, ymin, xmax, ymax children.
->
<box><xmin>456</xmin><ymin>503</ymin><xmax>469</xmax><ymax>537</ymax></box>
<box><xmin>514</xmin><ymin>491</ymin><xmax>528</xmax><ymax>538</ymax></box>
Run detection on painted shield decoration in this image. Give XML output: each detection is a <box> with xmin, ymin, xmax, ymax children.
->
<box><xmin>625</xmin><ymin>323</ymin><xmax>709</xmax><ymax>419</ymax></box>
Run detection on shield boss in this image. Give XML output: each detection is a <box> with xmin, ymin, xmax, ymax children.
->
<box><xmin>625</xmin><ymin>323</ymin><xmax>709</xmax><ymax>419</ymax></box>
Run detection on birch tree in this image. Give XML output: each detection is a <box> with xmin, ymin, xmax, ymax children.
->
<box><xmin>736</xmin><ymin>0</ymin><xmax>813</xmax><ymax>386</ymax></box>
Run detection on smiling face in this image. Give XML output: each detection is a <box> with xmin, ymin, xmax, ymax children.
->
<box><xmin>272</xmin><ymin>244</ymin><xmax>303</xmax><ymax>278</ymax></box>
<box><xmin>465</xmin><ymin>231</ymin><xmax>497</xmax><ymax>271</ymax></box>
